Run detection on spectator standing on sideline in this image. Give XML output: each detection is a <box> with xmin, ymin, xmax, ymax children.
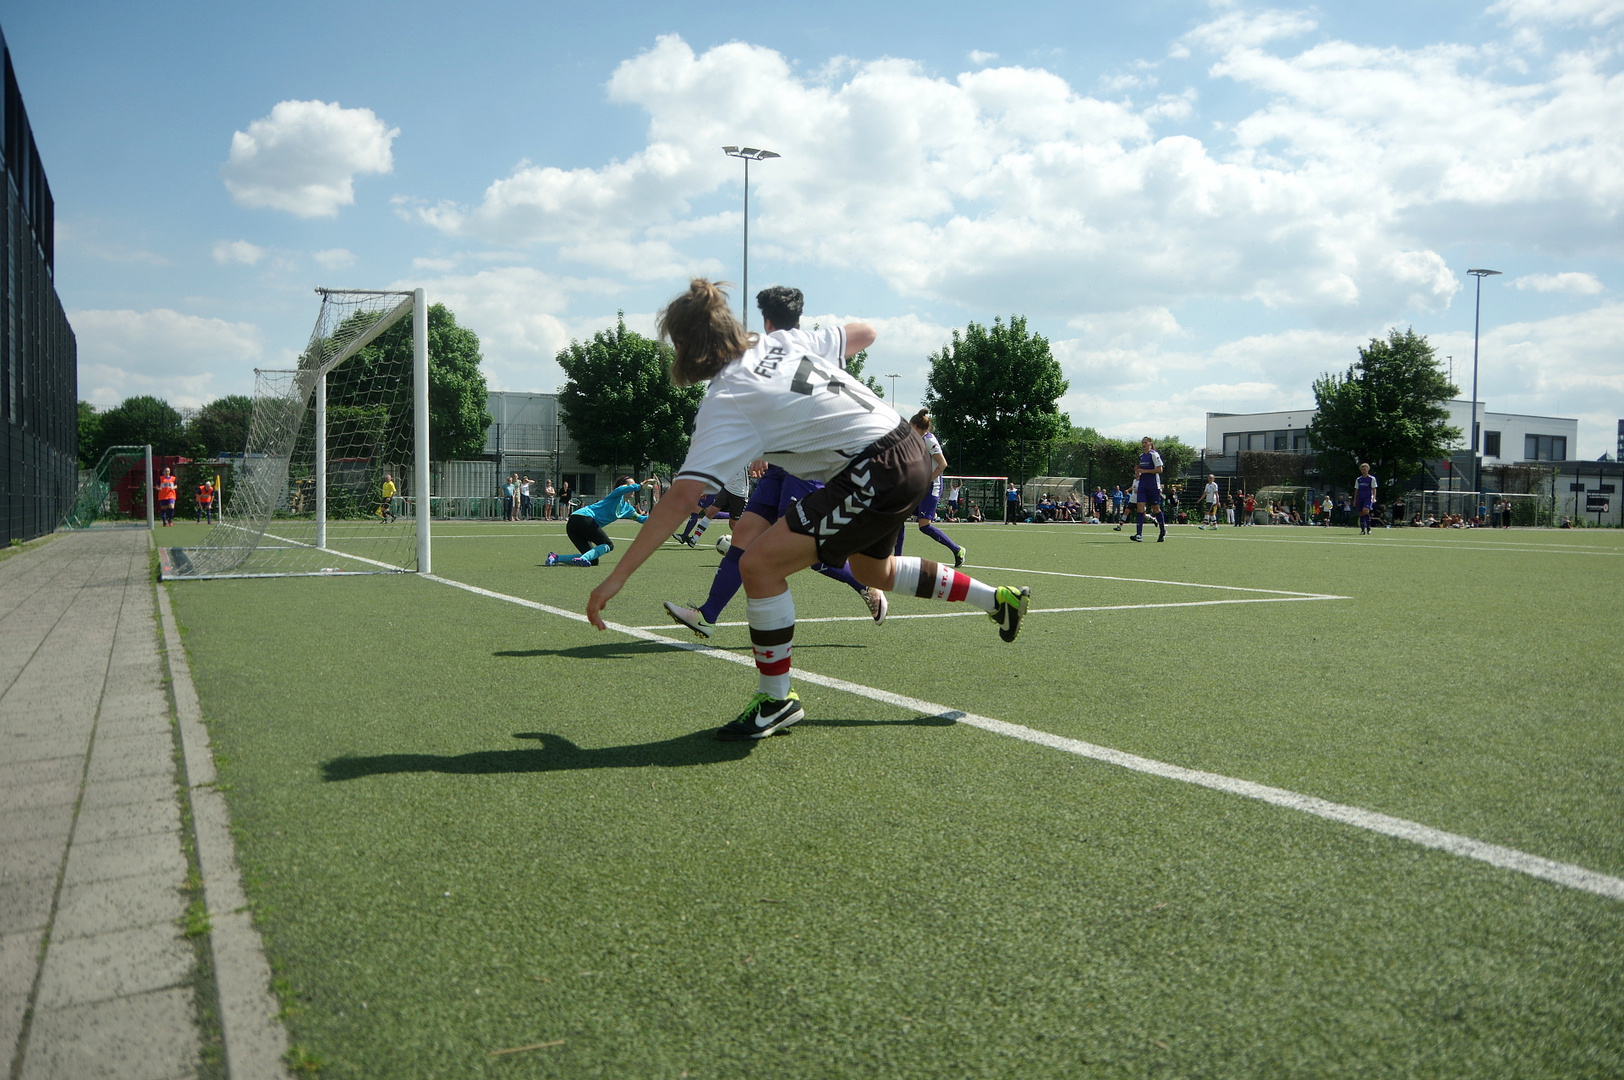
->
<box><xmin>947</xmin><ymin>480</ymin><xmax>962</xmax><ymax>521</ymax></box>
<box><xmin>1004</xmin><ymin>481</ymin><xmax>1021</xmax><ymax>524</ymax></box>
<box><xmin>543</xmin><ymin>478</ymin><xmax>556</xmax><ymax>520</ymax></box>
<box><xmin>521</xmin><ymin>475</ymin><xmax>533</xmax><ymax>519</ymax></box>
<box><xmin>556</xmin><ymin>480</ymin><xmax>571</xmax><ymax>517</ymax></box>
<box><xmin>378</xmin><ymin>473</ymin><xmax>397</xmax><ymax>523</ymax></box>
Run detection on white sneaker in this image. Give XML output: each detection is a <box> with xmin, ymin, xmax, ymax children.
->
<box><xmin>861</xmin><ymin>587</ymin><xmax>888</xmax><ymax>625</ymax></box>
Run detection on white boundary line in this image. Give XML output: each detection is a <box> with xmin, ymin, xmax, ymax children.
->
<box><xmin>421</xmin><ymin>571</ymin><xmax>1624</xmax><ymax>904</ymax></box>
<box><xmin>632</xmin><ymin>594</ymin><xmax>1345</xmax><ymax>631</ymax></box>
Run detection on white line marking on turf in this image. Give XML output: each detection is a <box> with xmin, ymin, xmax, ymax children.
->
<box><xmin>967</xmin><ymin>565</ymin><xmax>1346</xmax><ymax>597</ymax></box>
<box><xmin>420</xmin><ymin>571</ymin><xmax>1624</xmax><ymax>904</ymax></box>
<box><xmin>632</xmin><ymin>594</ymin><xmax>1347</xmax><ymax>631</ymax></box>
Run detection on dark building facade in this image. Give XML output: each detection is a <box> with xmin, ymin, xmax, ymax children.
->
<box><xmin>0</xmin><ymin>25</ymin><xmax>76</xmax><ymax>547</ymax></box>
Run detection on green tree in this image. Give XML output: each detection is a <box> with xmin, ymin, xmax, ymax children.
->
<box><xmin>923</xmin><ymin>315</ymin><xmax>1070</xmax><ymax>481</ymax></box>
<box><xmin>96</xmin><ymin>395</ymin><xmax>186</xmax><ymax>458</ymax></box>
<box><xmin>1307</xmin><ymin>327</ymin><xmax>1460</xmax><ymax>489</ymax></box>
<box><xmin>187</xmin><ymin>395</ymin><xmax>254</xmax><ymax>458</ymax></box>
<box><xmin>556</xmin><ymin>314</ymin><xmax>705</xmax><ymax>476</ymax></box>
<box><xmin>1046</xmin><ymin>426</ymin><xmax>1197</xmax><ymax>489</ymax></box>
<box><xmin>323</xmin><ymin>302</ymin><xmax>493</xmax><ymax>461</ymax></box>
<box><xmin>77</xmin><ymin>401</ymin><xmax>101</xmax><ymax>468</ymax></box>
<box><xmin>844</xmin><ymin>348</ymin><xmax>886</xmax><ymax>400</ymax></box>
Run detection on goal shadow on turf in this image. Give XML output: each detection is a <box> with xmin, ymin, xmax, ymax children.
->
<box><xmin>319</xmin><ymin>715</ymin><xmax>960</xmax><ymax>780</ymax></box>
<box><xmin>493</xmin><ymin>641</ymin><xmax>868</xmax><ymax>660</ymax></box>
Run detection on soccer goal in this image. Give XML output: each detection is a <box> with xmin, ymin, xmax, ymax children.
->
<box><xmin>63</xmin><ymin>445</ymin><xmax>155</xmax><ymax>529</ymax></box>
<box><xmin>939</xmin><ymin>475</ymin><xmax>1007</xmax><ymax>522</ymax></box>
<box><xmin>1484</xmin><ymin>491</ymin><xmax>1556</xmax><ymax>528</ymax></box>
<box><xmin>161</xmin><ymin>288</ymin><xmax>430</xmax><ymax>579</ymax></box>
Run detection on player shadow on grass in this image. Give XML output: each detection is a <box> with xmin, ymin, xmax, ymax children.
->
<box><xmin>493</xmin><ymin>641</ymin><xmax>865</xmax><ymax>660</ymax></box>
<box><xmin>319</xmin><ymin>715</ymin><xmax>960</xmax><ymax>781</ymax></box>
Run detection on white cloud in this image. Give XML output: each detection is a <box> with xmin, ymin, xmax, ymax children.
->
<box><xmin>1514</xmin><ymin>271</ymin><xmax>1604</xmax><ymax>293</ymax></box>
<box><xmin>1489</xmin><ymin>0</ymin><xmax>1624</xmax><ymax>26</ymax></box>
<box><xmin>71</xmin><ymin>309</ymin><xmax>264</xmax><ymax>409</ymax></box>
<box><xmin>313</xmin><ymin>248</ymin><xmax>356</xmax><ymax>270</ymax></box>
<box><xmin>222</xmin><ymin>100</ymin><xmax>398</xmax><ymax>218</ymax></box>
<box><xmin>969</xmin><ymin>50</ymin><xmax>999</xmax><ymax>65</ymax></box>
<box><xmin>212</xmin><ymin>239</ymin><xmax>264</xmax><ymax>265</ymax></box>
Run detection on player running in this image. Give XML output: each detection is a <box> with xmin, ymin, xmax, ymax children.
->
<box><xmin>664</xmin><ymin>286</ymin><xmax>886</xmax><ymax>636</ymax></box>
<box><xmin>1355</xmin><ymin>463</ymin><xmax>1378</xmax><ymax>535</ymax></box>
<box><xmin>893</xmin><ymin>409</ymin><xmax>965</xmax><ymax>567</ymax></box>
<box><xmin>1129</xmin><ymin>437</ymin><xmax>1166</xmax><ymax>543</ymax></box>
<box><xmin>590</xmin><ymin>279</ymin><xmax>1030</xmax><ymax>741</ymax></box>
<box><xmin>1199</xmin><ymin>473</ymin><xmax>1220</xmax><ymax>529</ymax></box>
<box><xmin>547</xmin><ymin>477</ymin><xmax>656</xmax><ymax>566</ymax></box>
<box><xmin>675</xmin><ymin>467</ymin><xmax>749</xmax><ymax>548</ymax></box>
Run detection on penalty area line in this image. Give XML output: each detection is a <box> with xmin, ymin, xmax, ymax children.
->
<box><xmin>420</xmin><ymin>570</ymin><xmax>1624</xmax><ymax>905</ymax></box>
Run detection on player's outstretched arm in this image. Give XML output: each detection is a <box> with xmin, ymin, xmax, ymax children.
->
<box><xmin>587</xmin><ymin>478</ymin><xmax>705</xmax><ymax>630</ymax></box>
<box><xmin>843</xmin><ymin>323</ymin><xmax>876</xmax><ymax>356</ymax></box>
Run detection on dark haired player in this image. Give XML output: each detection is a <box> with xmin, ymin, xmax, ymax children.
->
<box><xmin>593</xmin><ymin>280</ymin><xmax>1029</xmax><ymax>740</ymax></box>
<box><xmin>1130</xmin><ymin>436</ymin><xmax>1166</xmax><ymax>543</ymax></box>
<box><xmin>894</xmin><ymin>409</ymin><xmax>965</xmax><ymax>566</ymax></box>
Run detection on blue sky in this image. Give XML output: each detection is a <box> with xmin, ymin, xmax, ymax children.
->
<box><xmin>7</xmin><ymin>0</ymin><xmax>1623</xmax><ymax>456</ymax></box>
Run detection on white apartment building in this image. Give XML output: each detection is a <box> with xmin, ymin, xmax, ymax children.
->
<box><xmin>1205</xmin><ymin>401</ymin><xmax>1578</xmax><ymax>464</ymax></box>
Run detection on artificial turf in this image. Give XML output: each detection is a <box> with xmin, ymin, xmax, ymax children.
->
<box><xmin>165</xmin><ymin>520</ymin><xmax>1624</xmax><ymax>1078</ymax></box>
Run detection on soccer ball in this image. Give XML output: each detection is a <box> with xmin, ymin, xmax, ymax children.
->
<box><xmin>715</xmin><ymin>534</ymin><xmax>732</xmax><ymax>555</ymax></box>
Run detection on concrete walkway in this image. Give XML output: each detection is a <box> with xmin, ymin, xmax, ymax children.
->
<box><xmin>1</xmin><ymin>529</ymin><xmax>287</xmax><ymax>1079</ymax></box>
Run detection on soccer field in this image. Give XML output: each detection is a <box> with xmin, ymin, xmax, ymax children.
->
<box><xmin>163</xmin><ymin>520</ymin><xmax>1624</xmax><ymax>1078</ymax></box>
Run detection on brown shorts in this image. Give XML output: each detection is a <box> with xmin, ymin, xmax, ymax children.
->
<box><xmin>785</xmin><ymin>422</ymin><xmax>930</xmax><ymax>565</ymax></box>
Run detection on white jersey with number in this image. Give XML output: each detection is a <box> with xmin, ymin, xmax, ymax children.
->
<box><xmin>921</xmin><ymin>431</ymin><xmax>945</xmax><ymax>496</ymax></box>
<box><xmin>1204</xmin><ymin>481</ymin><xmax>1219</xmax><ymax>505</ymax></box>
<box><xmin>676</xmin><ymin>335</ymin><xmax>902</xmax><ymax>492</ymax></box>
<box><xmin>763</xmin><ymin>325</ymin><xmax>847</xmax><ymax>369</ymax></box>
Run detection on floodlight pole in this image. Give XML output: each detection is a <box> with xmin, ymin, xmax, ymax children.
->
<box><xmin>1467</xmin><ymin>269</ymin><xmax>1501</xmax><ymax>514</ymax></box>
<box><xmin>887</xmin><ymin>373</ymin><xmax>900</xmax><ymax>407</ymax></box>
<box><xmin>722</xmin><ymin>146</ymin><xmax>780</xmax><ymax>329</ymax></box>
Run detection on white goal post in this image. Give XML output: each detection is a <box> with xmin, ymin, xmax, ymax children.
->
<box><xmin>161</xmin><ymin>287</ymin><xmax>431</xmax><ymax>579</ymax></box>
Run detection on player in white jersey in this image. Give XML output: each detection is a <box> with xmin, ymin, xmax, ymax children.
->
<box><xmin>1354</xmin><ymin>463</ymin><xmax>1378</xmax><ymax>534</ymax></box>
<box><xmin>588</xmin><ymin>280</ymin><xmax>1030</xmax><ymax>741</ymax></box>
<box><xmin>893</xmin><ymin>409</ymin><xmax>965</xmax><ymax>566</ymax></box>
<box><xmin>664</xmin><ymin>287</ymin><xmax>885</xmax><ymax>635</ymax></box>
<box><xmin>1200</xmin><ymin>474</ymin><xmax>1220</xmax><ymax>529</ymax></box>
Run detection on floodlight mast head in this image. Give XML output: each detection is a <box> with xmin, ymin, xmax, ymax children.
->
<box><xmin>721</xmin><ymin>145</ymin><xmax>781</xmax><ymax>329</ymax></box>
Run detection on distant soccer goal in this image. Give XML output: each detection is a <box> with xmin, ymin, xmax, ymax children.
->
<box><xmin>161</xmin><ymin>288</ymin><xmax>430</xmax><ymax>579</ymax></box>
<box><xmin>939</xmin><ymin>475</ymin><xmax>1007</xmax><ymax>522</ymax></box>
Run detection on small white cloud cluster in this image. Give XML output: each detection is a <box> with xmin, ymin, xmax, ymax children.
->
<box><xmin>222</xmin><ymin>100</ymin><xmax>397</xmax><ymax>218</ymax></box>
<box><xmin>73</xmin><ymin>309</ymin><xmax>264</xmax><ymax>409</ymax></box>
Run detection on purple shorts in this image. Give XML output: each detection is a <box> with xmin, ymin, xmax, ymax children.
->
<box><xmin>1135</xmin><ymin>479</ymin><xmax>1162</xmax><ymax>506</ymax></box>
<box><xmin>915</xmin><ymin>492</ymin><xmax>940</xmax><ymax>520</ymax></box>
<box><xmin>743</xmin><ymin>465</ymin><xmax>821</xmax><ymax>524</ymax></box>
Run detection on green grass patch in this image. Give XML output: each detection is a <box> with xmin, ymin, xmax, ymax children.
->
<box><xmin>168</xmin><ymin>522</ymin><xmax>1624</xmax><ymax>1077</ymax></box>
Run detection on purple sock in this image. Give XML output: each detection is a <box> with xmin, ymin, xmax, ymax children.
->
<box><xmin>700</xmin><ymin>546</ymin><xmax>746</xmax><ymax>622</ymax></box>
<box><xmin>893</xmin><ymin>527</ymin><xmax>906</xmax><ymax>556</ymax></box>
<box><xmin>813</xmin><ymin>561</ymin><xmax>866</xmax><ymax>594</ymax></box>
<box><xmin>1136</xmin><ymin>511</ymin><xmax>1145</xmax><ymax>535</ymax></box>
<box><xmin>1155</xmin><ymin>511</ymin><xmax>1166</xmax><ymax>528</ymax></box>
<box><xmin>920</xmin><ymin>523</ymin><xmax>958</xmax><ymax>553</ymax></box>
<box><xmin>679</xmin><ymin>512</ymin><xmax>700</xmax><ymax>540</ymax></box>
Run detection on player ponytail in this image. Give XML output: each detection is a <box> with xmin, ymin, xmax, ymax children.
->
<box><xmin>910</xmin><ymin>409</ymin><xmax>932</xmax><ymax>433</ymax></box>
<box><xmin>660</xmin><ymin>279</ymin><xmax>754</xmax><ymax>386</ymax></box>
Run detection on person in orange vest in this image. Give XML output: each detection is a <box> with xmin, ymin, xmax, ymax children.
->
<box><xmin>156</xmin><ymin>468</ymin><xmax>178</xmax><ymax>526</ymax></box>
<box><xmin>196</xmin><ymin>480</ymin><xmax>215</xmax><ymax>524</ymax></box>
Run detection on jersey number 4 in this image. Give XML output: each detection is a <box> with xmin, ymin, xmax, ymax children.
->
<box><xmin>790</xmin><ymin>357</ymin><xmax>876</xmax><ymax>412</ymax></box>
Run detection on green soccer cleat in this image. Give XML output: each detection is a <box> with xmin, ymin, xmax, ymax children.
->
<box><xmin>717</xmin><ymin>691</ymin><xmax>805</xmax><ymax>741</ymax></box>
<box><xmin>990</xmin><ymin>586</ymin><xmax>1030</xmax><ymax>643</ymax></box>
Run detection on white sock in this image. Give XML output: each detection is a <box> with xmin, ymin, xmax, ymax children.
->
<box><xmin>746</xmin><ymin>590</ymin><xmax>795</xmax><ymax>700</ymax></box>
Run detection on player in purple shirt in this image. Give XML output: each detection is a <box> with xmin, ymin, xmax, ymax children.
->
<box><xmin>1130</xmin><ymin>436</ymin><xmax>1167</xmax><ymax>543</ymax></box>
<box><xmin>1354</xmin><ymin>463</ymin><xmax>1378</xmax><ymax>534</ymax></box>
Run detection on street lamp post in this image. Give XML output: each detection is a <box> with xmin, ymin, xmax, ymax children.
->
<box><xmin>722</xmin><ymin>146</ymin><xmax>780</xmax><ymax>330</ymax></box>
<box><xmin>1467</xmin><ymin>268</ymin><xmax>1501</xmax><ymax>514</ymax></box>
<box><xmin>886</xmin><ymin>373</ymin><xmax>900</xmax><ymax>408</ymax></box>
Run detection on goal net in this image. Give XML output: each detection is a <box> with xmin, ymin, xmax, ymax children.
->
<box><xmin>63</xmin><ymin>445</ymin><xmax>154</xmax><ymax>529</ymax></box>
<box><xmin>161</xmin><ymin>288</ymin><xmax>430</xmax><ymax>579</ymax></box>
<box><xmin>939</xmin><ymin>475</ymin><xmax>1007</xmax><ymax>522</ymax></box>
